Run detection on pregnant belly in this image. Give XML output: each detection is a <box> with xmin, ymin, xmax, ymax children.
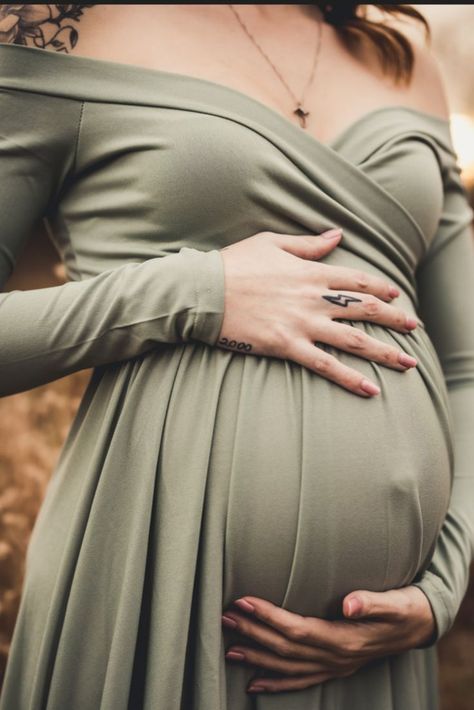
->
<box><xmin>163</xmin><ymin>323</ymin><xmax>453</xmax><ymax>620</ymax></box>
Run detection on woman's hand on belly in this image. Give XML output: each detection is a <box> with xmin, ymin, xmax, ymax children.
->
<box><xmin>221</xmin><ymin>586</ymin><xmax>435</xmax><ymax>694</ymax></box>
<box><xmin>219</xmin><ymin>228</ymin><xmax>419</xmax><ymax>397</ymax></box>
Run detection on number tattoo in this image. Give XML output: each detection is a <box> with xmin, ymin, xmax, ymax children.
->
<box><xmin>218</xmin><ymin>337</ymin><xmax>253</xmax><ymax>352</ymax></box>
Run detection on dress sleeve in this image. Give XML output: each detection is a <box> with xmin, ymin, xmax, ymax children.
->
<box><xmin>412</xmin><ymin>143</ymin><xmax>474</xmax><ymax>644</ymax></box>
<box><xmin>0</xmin><ymin>88</ymin><xmax>225</xmax><ymax>398</ymax></box>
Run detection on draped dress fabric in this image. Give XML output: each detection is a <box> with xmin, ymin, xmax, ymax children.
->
<box><xmin>0</xmin><ymin>43</ymin><xmax>473</xmax><ymax>710</ymax></box>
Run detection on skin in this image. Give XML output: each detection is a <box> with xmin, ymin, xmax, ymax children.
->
<box><xmin>1</xmin><ymin>3</ymin><xmax>451</xmax><ymax>694</ymax></box>
<box><xmin>0</xmin><ymin>3</ymin><xmax>446</xmax><ymax>398</ymax></box>
<box><xmin>221</xmin><ymin>588</ymin><xmax>436</xmax><ymax>693</ymax></box>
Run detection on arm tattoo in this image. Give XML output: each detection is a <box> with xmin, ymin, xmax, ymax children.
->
<box><xmin>0</xmin><ymin>4</ymin><xmax>94</xmax><ymax>53</ymax></box>
<box><xmin>322</xmin><ymin>294</ymin><xmax>363</xmax><ymax>307</ymax></box>
<box><xmin>218</xmin><ymin>337</ymin><xmax>253</xmax><ymax>353</ymax></box>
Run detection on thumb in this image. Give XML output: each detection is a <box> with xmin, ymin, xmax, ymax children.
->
<box><xmin>277</xmin><ymin>228</ymin><xmax>342</xmax><ymax>261</ymax></box>
<box><xmin>342</xmin><ymin>589</ymin><xmax>403</xmax><ymax>620</ymax></box>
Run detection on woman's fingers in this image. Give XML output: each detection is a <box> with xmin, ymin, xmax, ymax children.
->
<box><xmin>230</xmin><ymin>597</ymin><xmax>342</xmax><ymax>651</ymax></box>
<box><xmin>322</xmin><ymin>291</ymin><xmax>418</xmax><ymax>333</ymax></box>
<box><xmin>225</xmin><ymin>644</ymin><xmax>328</xmax><ymax>676</ymax></box>
<box><xmin>222</xmin><ymin>610</ymin><xmax>330</xmax><ymax>662</ymax></box>
<box><xmin>246</xmin><ymin>664</ymin><xmax>365</xmax><ymax>694</ymax></box>
<box><xmin>317</xmin><ymin>322</ymin><xmax>417</xmax><ymax>371</ymax></box>
<box><xmin>246</xmin><ymin>670</ymin><xmax>336</xmax><ymax>693</ymax></box>
<box><xmin>321</xmin><ymin>263</ymin><xmax>400</xmax><ymax>302</ymax></box>
<box><xmin>275</xmin><ymin>231</ymin><xmax>401</xmax><ymax>303</ymax></box>
<box><xmin>287</xmin><ymin>340</ymin><xmax>382</xmax><ymax>396</ymax></box>
<box><xmin>273</xmin><ymin>228</ymin><xmax>343</xmax><ymax>261</ymax></box>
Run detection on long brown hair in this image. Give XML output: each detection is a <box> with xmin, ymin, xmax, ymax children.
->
<box><xmin>315</xmin><ymin>3</ymin><xmax>431</xmax><ymax>85</ymax></box>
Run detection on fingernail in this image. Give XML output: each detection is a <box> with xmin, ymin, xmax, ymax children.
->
<box><xmin>360</xmin><ymin>379</ymin><xmax>381</xmax><ymax>396</ymax></box>
<box><xmin>226</xmin><ymin>650</ymin><xmax>245</xmax><ymax>660</ymax></box>
<box><xmin>322</xmin><ymin>228</ymin><xmax>343</xmax><ymax>239</ymax></box>
<box><xmin>405</xmin><ymin>317</ymin><xmax>418</xmax><ymax>329</ymax></box>
<box><xmin>234</xmin><ymin>598</ymin><xmax>255</xmax><ymax>613</ymax></box>
<box><xmin>248</xmin><ymin>685</ymin><xmax>265</xmax><ymax>693</ymax></box>
<box><xmin>222</xmin><ymin>614</ymin><xmax>238</xmax><ymax>628</ymax></box>
<box><xmin>389</xmin><ymin>285</ymin><xmax>400</xmax><ymax>298</ymax></box>
<box><xmin>398</xmin><ymin>352</ymin><xmax>417</xmax><ymax>368</ymax></box>
<box><xmin>347</xmin><ymin>598</ymin><xmax>363</xmax><ymax>617</ymax></box>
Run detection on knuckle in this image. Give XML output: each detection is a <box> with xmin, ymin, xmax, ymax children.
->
<box><xmin>346</xmin><ymin>329</ymin><xmax>367</xmax><ymax>350</ymax></box>
<box><xmin>337</xmin><ymin>642</ymin><xmax>352</xmax><ymax>659</ymax></box>
<box><xmin>274</xmin><ymin>639</ymin><xmax>294</xmax><ymax>657</ymax></box>
<box><xmin>347</xmin><ymin>375</ymin><xmax>363</xmax><ymax>391</ymax></box>
<box><xmin>328</xmin><ymin>656</ymin><xmax>346</xmax><ymax>671</ymax></box>
<box><xmin>354</xmin><ymin>271</ymin><xmax>370</xmax><ymax>290</ymax></box>
<box><xmin>339</xmin><ymin>666</ymin><xmax>358</xmax><ymax>678</ymax></box>
<box><xmin>313</xmin><ymin>355</ymin><xmax>331</xmax><ymax>375</ymax></box>
<box><xmin>340</xmin><ymin>375</ymin><xmax>360</xmax><ymax>393</ymax></box>
<box><xmin>397</xmin><ymin>595</ymin><xmax>412</xmax><ymax>619</ymax></box>
<box><xmin>397</xmin><ymin>312</ymin><xmax>408</xmax><ymax>328</ymax></box>
<box><xmin>381</xmin><ymin>347</ymin><xmax>395</xmax><ymax>364</ymax></box>
<box><xmin>341</xmin><ymin>639</ymin><xmax>363</xmax><ymax>657</ymax></box>
<box><xmin>363</xmin><ymin>297</ymin><xmax>380</xmax><ymax>317</ymax></box>
<box><xmin>286</xmin><ymin>621</ymin><xmax>309</xmax><ymax>643</ymax></box>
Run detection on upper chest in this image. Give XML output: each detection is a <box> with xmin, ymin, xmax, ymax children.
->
<box><xmin>68</xmin><ymin>4</ymin><xmax>437</xmax><ymax>146</ymax></box>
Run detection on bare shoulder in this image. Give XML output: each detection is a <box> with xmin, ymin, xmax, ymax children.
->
<box><xmin>0</xmin><ymin>4</ymin><xmax>94</xmax><ymax>54</ymax></box>
<box><xmin>408</xmin><ymin>36</ymin><xmax>451</xmax><ymax>121</ymax></box>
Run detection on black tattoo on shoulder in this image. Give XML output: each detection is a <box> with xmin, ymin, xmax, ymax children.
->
<box><xmin>322</xmin><ymin>294</ymin><xmax>363</xmax><ymax>307</ymax></box>
<box><xmin>0</xmin><ymin>4</ymin><xmax>94</xmax><ymax>53</ymax></box>
<box><xmin>218</xmin><ymin>337</ymin><xmax>253</xmax><ymax>353</ymax></box>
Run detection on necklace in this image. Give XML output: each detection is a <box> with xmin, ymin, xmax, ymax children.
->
<box><xmin>227</xmin><ymin>5</ymin><xmax>323</xmax><ymax>129</ymax></box>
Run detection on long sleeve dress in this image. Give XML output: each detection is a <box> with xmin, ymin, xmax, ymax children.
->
<box><xmin>0</xmin><ymin>42</ymin><xmax>473</xmax><ymax>710</ymax></box>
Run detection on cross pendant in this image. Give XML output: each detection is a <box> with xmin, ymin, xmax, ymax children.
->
<box><xmin>294</xmin><ymin>105</ymin><xmax>310</xmax><ymax>129</ymax></box>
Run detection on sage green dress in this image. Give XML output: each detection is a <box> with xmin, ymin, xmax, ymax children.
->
<box><xmin>0</xmin><ymin>43</ymin><xmax>473</xmax><ymax>710</ymax></box>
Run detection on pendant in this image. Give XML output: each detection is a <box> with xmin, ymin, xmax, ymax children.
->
<box><xmin>294</xmin><ymin>104</ymin><xmax>310</xmax><ymax>129</ymax></box>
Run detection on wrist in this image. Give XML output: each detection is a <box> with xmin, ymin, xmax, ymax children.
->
<box><xmin>406</xmin><ymin>585</ymin><xmax>438</xmax><ymax>648</ymax></box>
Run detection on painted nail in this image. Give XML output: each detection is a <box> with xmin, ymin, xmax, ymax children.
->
<box><xmin>398</xmin><ymin>352</ymin><xmax>417</xmax><ymax>368</ymax></box>
<box><xmin>389</xmin><ymin>285</ymin><xmax>400</xmax><ymax>298</ymax></box>
<box><xmin>360</xmin><ymin>379</ymin><xmax>381</xmax><ymax>396</ymax></box>
<box><xmin>234</xmin><ymin>598</ymin><xmax>255</xmax><ymax>613</ymax></box>
<box><xmin>226</xmin><ymin>650</ymin><xmax>245</xmax><ymax>660</ymax></box>
<box><xmin>405</xmin><ymin>316</ymin><xmax>418</xmax><ymax>329</ymax></box>
<box><xmin>247</xmin><ymin>685</ymin><xmax>265</xmax><ymax>693</ymax></box>
<box><xmin>347</xmin><ymin>598</ymin><xmax>363</xmax><ymax>617</ymax></box>
<box><xmin>221</xmin><ymin>615</ymin><xmax>238</xmax><ymax>629</ymax></box>
<box><xmin>322</xmin><ymin>228</ymin><xmax>343</xmax><ymax>239</ymax></box>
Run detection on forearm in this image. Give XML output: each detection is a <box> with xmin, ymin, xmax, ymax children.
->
<box><xmin>0</xmin><ymin>246</ymin><xmax>224</xmax><ymax>397</ymax></box>
<box><xmin>411</xmin><ymin>154</ymin><xmax>474</xmax><ymax>641</ymax></box>
<box><xmin>412</xmin><ymin>382</ymin><xmax>474</xmax><ymax>640</ymax></box>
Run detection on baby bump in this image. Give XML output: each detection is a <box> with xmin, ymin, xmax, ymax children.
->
<box><xmin>195</xmin><ymin>334</ymin><xmax>453</xmax><ymax>620</ymax></box>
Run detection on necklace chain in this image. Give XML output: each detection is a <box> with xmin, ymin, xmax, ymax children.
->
<box><xmin>227</xmin><ymin>4</ymin><xmax>323</xmax><ymax>128</ymax></box>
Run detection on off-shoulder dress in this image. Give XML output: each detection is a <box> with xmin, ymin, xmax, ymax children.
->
<box><xmin>0</xmin><ymin>43</ymin><xmax>473</xmax><ymax>710</ymax></box>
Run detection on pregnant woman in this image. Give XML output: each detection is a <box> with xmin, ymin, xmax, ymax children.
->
<box><xmin>0</xmin><ymin>3</ymin><xmax>473</xmax><ymax>709</ymax></box>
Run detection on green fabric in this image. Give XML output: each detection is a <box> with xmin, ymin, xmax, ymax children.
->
<box><xmin>0</xmin><ymin>42</ymin><xmax>473</xmax><ymax>710</ymax></box>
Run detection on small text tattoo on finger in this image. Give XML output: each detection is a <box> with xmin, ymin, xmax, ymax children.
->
<box><xmin>218</xmin><ymin>337</ymin><xmax>253</xmax><ymax>352</ymax></box>
<box><xmin>322</xmin><ymin>294</ymin><xmax>363</xmax><ymax>307</ymax></box>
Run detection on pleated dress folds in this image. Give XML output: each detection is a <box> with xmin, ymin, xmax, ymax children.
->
<box><xmin>0</xmin><ymin>42</ymin><xmax>474</xmax><ymax>710</ymax></box>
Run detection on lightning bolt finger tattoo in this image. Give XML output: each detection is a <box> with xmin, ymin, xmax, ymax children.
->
<box><xmin>322</xmin><ymin>294</ymin><xmax>363</xmax><ymax>307</ymax></box>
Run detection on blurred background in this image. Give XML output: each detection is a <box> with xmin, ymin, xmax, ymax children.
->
<box><xmin>0</xmin><ymin>4</ymin><xmax>473</xmax><ymax>707</ymax></box>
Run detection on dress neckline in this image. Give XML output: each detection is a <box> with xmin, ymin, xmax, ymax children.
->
<box><xmin>0</xmin><ymin>42</ymin><xmax>451</xmax><ymax>153</ymax></box>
